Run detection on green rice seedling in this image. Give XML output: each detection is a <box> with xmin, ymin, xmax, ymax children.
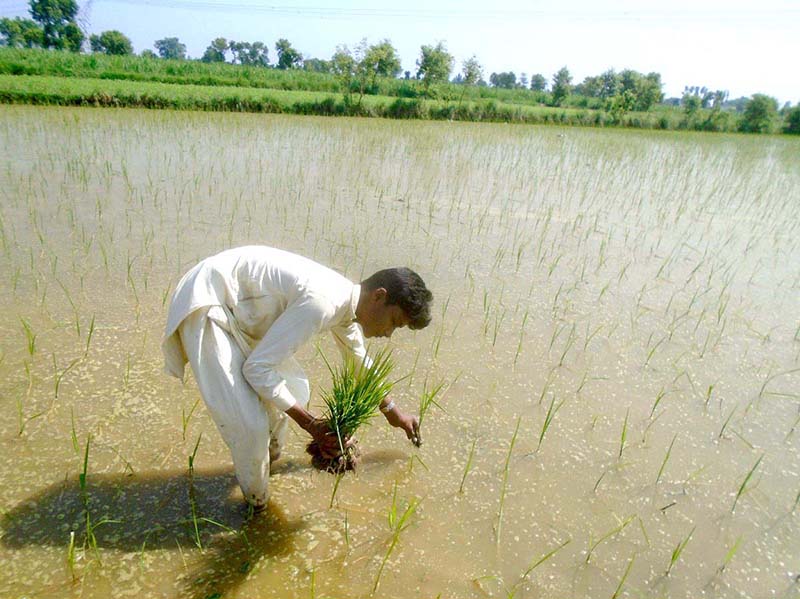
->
<box><xmin>188</xmin><ymin>433</ymin><xmax>203</xmax><ymax>549</ymax></box>
<box><xmin>731</xmin><ymin>454</ymin><xmax>764</xmax><ymax>513</ymax></box>
<box><xmin>717</xmin><ymin>536</ymin><xmax>742</xmax><ymax>574</ymax></box>
<box><xmin>418</xmin><ymin>378</ymin><xmax>446</xmax><ymax>433</ymax></box>
<box><xmin>84</xmin><ymin>314</ymin><xmax>95</xmax><ymax>356</ymax></box>
<box><xmin>513</xmin><ymin>309</ymin><xmax>529</xmax><ymax>366</ymax></box>
<box><xmin>123</xmin><ymin>353</ymin><xmax>132</xmax><ymax>390</ymax></box>
<box><xmin>548</xmin><ymin>323</ymin><xmax>565</xmax><ymax>352</ymax></box>
<box><xmin>536</xmin><ymin>395</ymin><xmax>565</xmax><ymax>452</ymax></box>
<box><xmin>309</xmin><ymin>349</ymin><xmax>396</xmax><ymax>472</ymax></box>
<box><xmin>719</xmin><ymin>407</ymin><xmax>736</xmax><ymax>440</ymax></box>
<box><xmin>329</xmin><ymin>471</ymin><xmax>345</xmax><ymax>508</ymax></box>
<box><xmin>199</xmin><ymin>517</ymin><xmax>252</xmax><ymax>555</ymax></box>
<box><xmin>637</xmin><ymin>516</ymin><xmax>651</xmax><ymax>547</ymax></box>
<box><xmin>71</xmin><ymin>407</ymin><xmax>79</xmax><ymax>453</ymax></box>
<box><xmin>181</xmin><ymin>398</ymin><xmax>200</xmax><ymax>441</ymax></box>
<box><xmin>757</xmin><ymin>368</ymin><xmax>800</xmax><ymax>400</ymax></box>
<box><xmin>655</xmin><ymin>434</ymin><xmax>677</xmax><ymax>485</ymax></box>
<box><xmin>371</xmin><ymin>482</ymin><xmax>419</xmax><ymax>596</ymax></box>
<box><xmin>593</xmin><ymin>469</ymin><xmax>607</xmax><ymax>494</ymax></box>
<box><xmin>792</xmin><ymin>488</ymin><xmax>799</xmax><ymax>513</ymax></box>
<box><xmin>666</xmin><ymin>526</ymin><xmax>695</xmax><ymax>575</ymax></box>
<box><xmin>20</xmin><ymin>317</ymin><xmax>36</xmax><ymax>356</ymax></box>
<box><xmin>53</xmin><ymin>353</ymin><xmax>80</xmax><ymax>400</ymax></box>
<box><xmin>585</xmin><ymin>515</ymin><xmax>634</xmax><ymax>563</ymax></box>
<box><xmin>538</xmin><ymin>367</ymin><xmax>557</xmax><ymax>405</ymax></box>
<box><xmin>343</xmin><ymin>511</ymin><xmax>350</xmax><ymax>550</ymax></box>
<box><xmin>583</xmin><ymin>323</ymin><xmax>603</xmax><ymax>351</ymax></box>
<box><xmin>492</xmin><ymin>309</ymin><xmax>506</xmax><ymax>347</ymax></box>
<box><xmin>611</xmin><ymin>554</ymin><xmax>635</xmax><ymax>599</ymax></box>
<box><xmin>517</xmin><ymin>538</ymin><xmax>571</xmax><ymax>582</ymax></box>
<box><xmin>16</xmin><ymin>381</ymin><xmax>46</xmax><ymax>436</ymax></box>
<box><xmin>704</xmin><ymin>384</ymin><xmax>714</xmax><ymax>411</ymax></box>
<box><xmin>496</xmin><ymin>416</ymin><xmax>521</xmax><ymax>545</ymax></box>
<box><xmin>644</xmin><ymin>336</ymin><xmax>666</xmax><ymax>368</ymax></box>
<box><xmin>618</xmin><ymin>409</ymin><xmax>629</xmax><ymax>459</ymax></box>
<box><xmin>458</xmin><ymin>437</ymin><xmax>477</xmax><ymax>494</ymax></box>
<box><xmin>558</xmin><ymin>324</ymin><xmax>576</xmax><ymax>367</ymax></box>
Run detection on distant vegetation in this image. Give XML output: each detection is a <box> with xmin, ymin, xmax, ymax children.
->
<box><xmin>1</xmin><ymin>0</ymin><xmax>797</xmax><ymax>133</ymax></box>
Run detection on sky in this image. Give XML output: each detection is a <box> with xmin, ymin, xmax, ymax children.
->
<box><xmin>2</xmin><ymin>0</ymin><xmax>798</xmax><ymax>103</ymax></box>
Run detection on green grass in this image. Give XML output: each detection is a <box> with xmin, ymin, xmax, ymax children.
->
<box><xmin>0</xmin><ymin>73</ymin><xmax>690</xmax><ymax>129</ymax></box>
<box><xmin>319</xmin><ymin>349</ymin><xmax>396</xmax><ymax>446</ymax></box>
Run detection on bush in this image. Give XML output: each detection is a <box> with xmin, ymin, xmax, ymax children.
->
<box><xmin>739</xmin><ymin>94</ymin><xmax>779</xmax><ymax>134</ymax></box>
<box><xmin>386</xmin><ymin>98</ymin><xmax>425</xmax><ymax>119</ymax></box>
<box><xmin>783</xmin><ymin>106</ymin><xmax>800</xmax><ymax>135</ymax></box>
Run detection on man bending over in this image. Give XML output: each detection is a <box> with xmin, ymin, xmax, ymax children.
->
<box><xmin>162</xmin><ymin>246</ymin><xmax>432</xmax><ymax>510</ymax></box>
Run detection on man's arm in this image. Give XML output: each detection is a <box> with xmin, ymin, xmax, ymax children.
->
<box><xmin>379</xmin><ymin>398</ymin><xmax>421</xmax><ymax>447</ymax></box>
<box><xmin>242</xmin><ymin>294</ymin><xmax>347</xmax><ymax>455</ymax></box>
<box><xmin>285</xmin><ymin>404</ymin><xmax>348</xmax><ymax>458</ymax></box>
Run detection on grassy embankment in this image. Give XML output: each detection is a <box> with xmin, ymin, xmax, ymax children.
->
<box><xmin>0</xmin><ymin>47</ymin><xmax>714</xmax><ymax>130</ymax></box>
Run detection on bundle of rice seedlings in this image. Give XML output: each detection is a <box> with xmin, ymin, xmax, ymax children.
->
<box><xmin>307</xmin><ymin>349</ymin><xmax>395</xmax><ymax>473</ymax></box>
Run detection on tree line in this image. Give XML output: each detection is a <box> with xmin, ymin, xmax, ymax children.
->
<box><xmin>1</xmin><ymin>0</ymin><xmax>798</xmax><ymax>133</ymax></box>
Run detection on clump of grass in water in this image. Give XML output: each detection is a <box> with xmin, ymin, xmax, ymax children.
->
<box><xmin>666</xmin><ymin>526</ymin><xmax>695</xmax><ymax>575</ymax></box>
<box><xmin>731</xmin><ymin>454</ymin><xmax>764</xmax><ymax>513</ymax></box>
<box><xmin>307</xmin><ymin>349</ymin><xmax>396</xmax><ymax>473</ymax></box>
<box><xmin>371</xmin><ymin>482</ymin><xmax>419</xmax><ymax>595</ymax></box>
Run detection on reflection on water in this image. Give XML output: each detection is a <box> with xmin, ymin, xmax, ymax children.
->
<box><xmin>0</xmin><ymin>106</ymin><xmax>799</xmax><ymax>598</ymax></box>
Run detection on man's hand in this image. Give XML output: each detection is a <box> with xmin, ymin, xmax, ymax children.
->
<box><xmin>286</xmin><ymin>404</ymin><xmax>351</xmax><ymax>459</ymax></box>
<box><xmin>383</xmin><ymin>405</ymin><xmax>421</xmax><ymax>447</ymax></box>
<box><xmin>307</xmin><ymin>417</ymin><xmax>351</xmax><ymax>459</ymax></box>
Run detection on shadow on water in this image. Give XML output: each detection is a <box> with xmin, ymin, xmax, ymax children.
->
<box><xmin>1</xmin><ymin>466</ymin><xmax>307</xmax><ymax>598</ymax></box>
<box><xmin>1</xmin><ymin>448</ymin><xmax>407</xmax><ymax>597</ymax></box>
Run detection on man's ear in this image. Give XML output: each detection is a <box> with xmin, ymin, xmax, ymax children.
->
<box><xmin>373</xmin><ymin>287</ymin><xmax>388</xmax><ymax>303</ymax></box>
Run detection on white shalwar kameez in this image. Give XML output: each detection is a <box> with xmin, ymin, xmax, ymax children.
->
<box><xmin>162</xmin><ymin>246</ymin><xmax>368</xmax><ymax>508</ymax></box>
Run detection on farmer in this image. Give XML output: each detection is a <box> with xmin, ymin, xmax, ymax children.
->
<box><xmin>162</xmin><ymin>246</ymin><xmax>432</xmax><ymax>510</ymax></box>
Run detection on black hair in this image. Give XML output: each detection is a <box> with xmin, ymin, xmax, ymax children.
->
<box><xmin>361</xmin><ymin>267</ymin><xmax>433</xmax><ymax>330</ymax></box>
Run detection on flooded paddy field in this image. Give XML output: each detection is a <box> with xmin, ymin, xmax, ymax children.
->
<box><xmin>0</xmin><ymin>105</ymin><xmax>799</xmax><ymax>598</ymax></box>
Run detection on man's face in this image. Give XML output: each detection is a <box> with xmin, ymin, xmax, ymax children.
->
<box><xmin>359</xmin><ymin>289</ymin><xmax>410</xmax><ymax>339</ymax></box>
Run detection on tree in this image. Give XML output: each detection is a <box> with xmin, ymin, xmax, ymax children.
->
<box><xmin>154</xmin><ymin>37</ymin><xmax>186</xmax><ymax>60</ymax></box>
<box><xmin>61</xmin><ymin>21</ymin><xmax>82</xmax><ymax>52</ymax></box>
<box><xmin>600</xmin><ymin>69</ymin><xmax>620</xmax><ymax>99</ymax></box>
<box><xmin>711</xmin><ymin>90</ymin><xmax>729</xmax><ymax>110</ymax></box>
<box><xmin>303</xmin><ymin>58</ymin><xmax>332</xmax><ymax>73</ymax></box>
<box><xmin>0</xmin><ymin>17</ymin><xmax>44</xmax><ymax>48</ymax></box>
<box><xmin>363</xmin><ymin>39</ymin><xmax>402</xmax><ymax>83</ymax></box>
<box><xmin>229</xmin><ymin>40</ymin><xmax>269</xmax><ymax>66</ymax></box>
<box><xmin>530</xmin><ymin>73</ymin><xmax>547</xmax><ymax>92</ymax></box>
<box><xmin>489</xmin><ymin>71</ymin><xmax>516</xmax><ymax>89</ymax></box>
<box><xmin>416</xmin><ymin>42</ymin><xmax>454</xmax><ymax>89</ymax></box>
<box><xmin>682</xmin><ymin>93</ymin><xmax>701</xmax><ymax>116</ymax></box>
<box><xmin>29</xmin><ymin>0</ymin><xmax>82</xmax><ymax>50</ymax></box>
<box><xmin>634</xmin><ymin>72</ymin><xmax>663</xmax><ymax>111</ymax></box>
<box><xmin>461</xmin><ymin>56</ymin><xmax>483</xmax><ymax>86</ymax></box>
<box><xmin>739</xmin><ymin>94</ymin><xmax>779</xmax><ymax>133</ymax></box>
<box><xmin>519</xmin><ymin>72</ymin><xmax>529</xmax><ymax>89</ymax></box>
<box><xmin>784</xmin><ymin>105</ymin><xmax>800</xmax><ymax>134</ymax></box>
<box><xmin>202</xmin><ymin>37</ymin><xmax>229</xmax><ymax>63</ymax></box>
<box><xmin>275</xmin><ymin>38</ymin><xmax>302</xmax><ymax>69</ymax></box>
<box><xmin>140</xmin><ymin>49</ymin><xmax>157</xmax><ymax>59</ymax></box>
<box><xmin>551</xmin><ymin>66</ymin><xmax>572</xmax><ymax>106</ymax></box>
<box><xmin>89</xmin><ymin>30</ymin><xmax>133</xmax><ymax>55</ymax></box>
<box><xmin>331</xmin><ymin>44</ymin><xmax>360</xmax><ymax>108</ymax></box>
<box><xmin>575</xmin><ymin>75</ymin><xmax>603</xmax><ymax>98</ymax></box>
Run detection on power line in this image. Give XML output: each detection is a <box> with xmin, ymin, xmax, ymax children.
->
<box><xmin>97</xmin><ymin>0</ymin><xmax>800</xmax><ymax>22</ymax></box>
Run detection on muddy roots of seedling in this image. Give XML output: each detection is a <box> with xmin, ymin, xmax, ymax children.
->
<box><xmin>306</xmin><ymin>440</ymin><xmax>361</xmax><ymax>473</ymax></box>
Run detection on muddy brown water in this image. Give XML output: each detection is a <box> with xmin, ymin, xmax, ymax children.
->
<box><xmin>0</xmin><ymin>105</ymin><xmax>798</xmax><ymax>598</ymax></box>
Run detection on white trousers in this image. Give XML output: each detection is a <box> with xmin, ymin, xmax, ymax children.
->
<box><xmin>178</xmin><ymin>307</ymin><xmax>309</xmax><ymax>507</ymax></box>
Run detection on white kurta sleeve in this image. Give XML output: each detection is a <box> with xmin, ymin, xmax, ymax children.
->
<box><xmin>242</xmin><ymin>293</ymin><xmax>333</xmax><ymax>411</ymax></box>
<box><xmin>331</xmin><ymin>322</ymin><xmax>372</xmax><ymax>370</ymax></box>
